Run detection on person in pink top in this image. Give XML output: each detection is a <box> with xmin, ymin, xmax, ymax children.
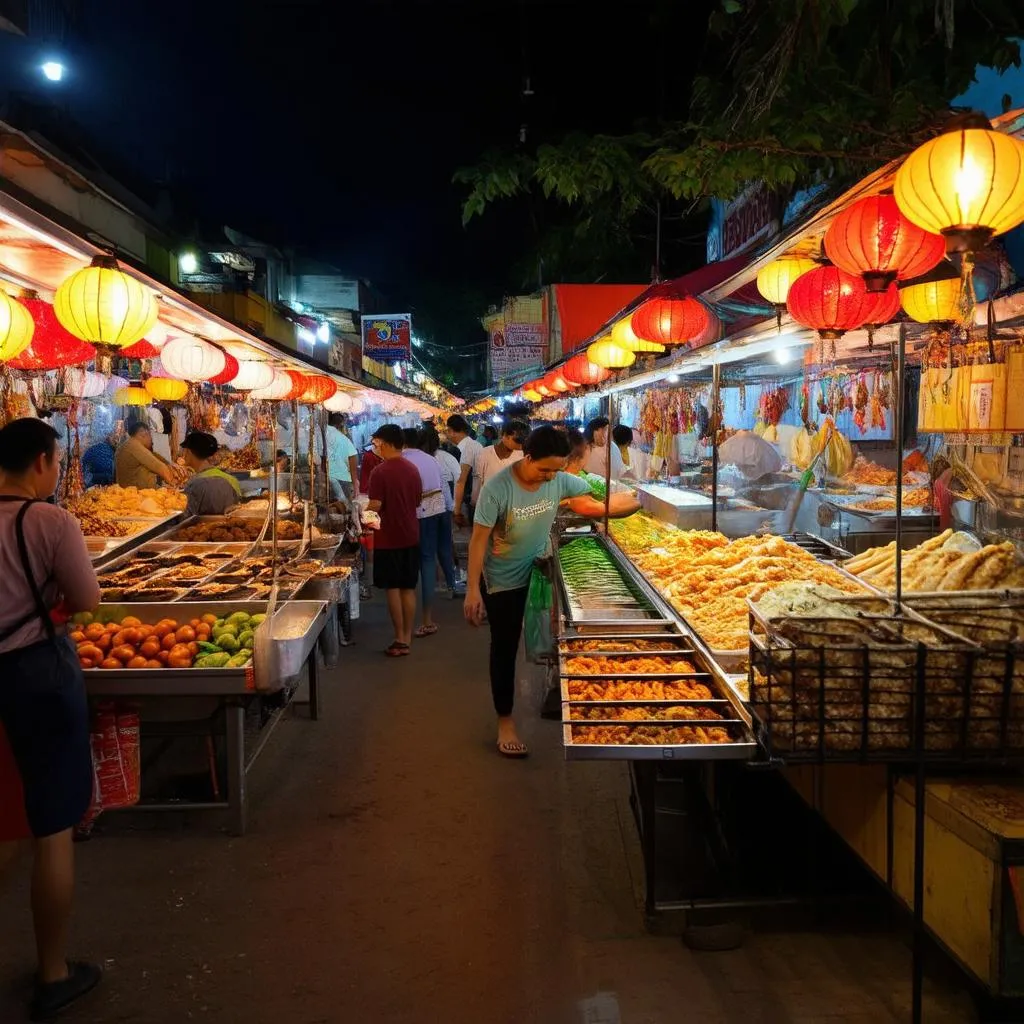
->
<box><xmin>0</xmin><ymin>417</ymin><xmax>103</xmax><ymax>1021</ymax></box>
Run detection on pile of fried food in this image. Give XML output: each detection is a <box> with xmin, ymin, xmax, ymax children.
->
<box><xmin>563</xmin><ymin>655</ymin><xmax>698</xmax><ymax>675</ymax></box>
<box><xmin>567</xmin><ymin>678</ymin><xmax>714</xmax><ymax>701</ymax></box>
<box><xmin>610</xmin><ymin>517</ymin><xmax>866</xmax><ymax>651</ymax></box>
<box><xmin>217</xmin><ymin>445</ymin><xmax>262</xmax><ymax>471</ymax></box>
<box><xmin>569</xmin><ymin>704</ymin><xmax>724</xmax><ymax>722</ymax></box>
<box><xmin>842</xmin><ymin>452</ymin><xmax>928</xmax><ymax>486</ymax></box>
<box><xmin>69</xmin><ymin>485</ymin><xmax>186</xmax><ymax>518</ymax></box>
<box><xmin>845</xmin><ymin>488</ymin><xmax>931</xmax><ymax>512</ymax></box>
<box><xmin>173</xmin><ymin>518</ymin><xmax>304</xmax><ymax>543</ymax></box>
<box><xmin>571</xmin><ymin>724</ymin><xmax>732</xmax><ymax>745</ymax></box>
<box><xmin>560</xmin><ymin>637</ymin><xmax>682</xmax><ymax>653</ymax></box>
<box><xmin>73</xmin><ymin>512</ymin><xmax>138</xmax><ymax>538</ymax></box>
<box><xmin>845</xmin><ymin>529</ymin><xmax>1024</xmax><ymax>592</ymax></box>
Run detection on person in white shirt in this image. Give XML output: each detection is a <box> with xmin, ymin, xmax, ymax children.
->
<box><xmin>473</xmin><ymin>419</ymin><xmax>528</xmax><ymax>495</ymax></box>
<box><xmin>447</xmin><ymin>414</ymin><xmax>483</xmax><ymax>527</ymax></box>
<box><xmin>417</xmin><ymin>424</ymin><xmax>463</xmax><ymax>597</ymax></box>
<box><xmin>583</xmin><ymin>416</ymin><xmax>626</xmax><ymax>480</ymax></box>
<box><xmin>718</xmin><ymin>429</ymin><xmax>783</xmax><ymax>482</ymax></box>
<box><xmin>322</xmin><ymin>413</ymin><xmax>359</xmax><ymax>504</ymax></box>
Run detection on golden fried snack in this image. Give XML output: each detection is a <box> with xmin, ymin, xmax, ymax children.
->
<box><xmin>566</xmin><ymin>678</ymin><xmax>714</xmax><ymax>701</ymax></box>
<box><xmin>563</xmin><ymin>655</ymin><xmax>698</xmax><ymax>675</ymax></box>
<box><xmin>570</xmin><ymin>724</ymin><xmax>732</xmax><ymax>745</ymax></box>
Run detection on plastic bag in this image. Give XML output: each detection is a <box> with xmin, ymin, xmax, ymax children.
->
<box><xmin>523</xmin><ymin>566</ymin><xmax>554</xmax><ymax>664</ymax></box>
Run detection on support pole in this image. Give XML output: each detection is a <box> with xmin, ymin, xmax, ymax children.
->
<box><xmin>711</xmin><ymin>362</ymin><xmax>721</xmax><ymax>533</ymax></box>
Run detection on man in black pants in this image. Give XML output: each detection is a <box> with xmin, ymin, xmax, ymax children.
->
<box><xmin>463</xmin><ymin>426</ymin><xmax>640</xmax><ymax>757</ymax></box>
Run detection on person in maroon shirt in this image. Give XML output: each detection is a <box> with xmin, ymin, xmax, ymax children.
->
<box><xmin>366</xmin><ymin>425</ymin><xmax>423</xmax><ymax>656</ymax></box>
<box><xmin>357</xmin><ymin>443</ymin><xmax>385</xmax><ymax>600</ymax></box>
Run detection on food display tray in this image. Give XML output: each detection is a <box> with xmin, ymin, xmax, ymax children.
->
<box><xmin>88</xmin><ymin>513</ymin><xmax>185</xmax><ymax>568</ymax></box>
<box><xmin>561</xmin><ymin>722</ymin><xmax>757</xmax><ymax>761</ymax></box>
<box><xmin>265</xmin><ymin>600</ymin><xmax>329</xmax><ymax>678</ymax></box>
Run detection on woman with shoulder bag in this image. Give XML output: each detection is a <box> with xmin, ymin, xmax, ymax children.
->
<box><xmin>0</xmin><ymin>418</ymin><xmax>103</xmax><ymax>1021</ymax></box>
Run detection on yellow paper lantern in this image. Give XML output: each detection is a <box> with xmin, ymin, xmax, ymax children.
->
<box><xmin>145</xmin><ymin>377</ymin><xmax>189</xmax><ymax>402</ymax></box>
<box><xmin>611</xmin><ymin>316</ymin><xmax>664</xmax><ymax>355</ymax></box>
<box><xmin>0</xmin><ymin>290</ymin><xmax>35</xmax><ymax>361</ymax></box>
<box><xmin>895</xmin><ymin>123</ymin><xmax>1024</xmax><ymax>253</ymax></box>
<box><xmin>54</xmin><ymin>256</ymin><xmax>159</xmax><ymax>348</ymax></box>
<box><xmin>113</xmin><ymin>386</ymin><xmax>151</xmax><ymax>406</ymax></box>
<box><xmin>522</xmin><ymin>388</ymin><xmax>543</xmax><ymax>403</ymax></box>
<box><xmin>587</xmin><ymin>338</ymin><xmax>635</xmax><ymax>370</ymax></box>
<box><xmin>900</xmin><ymin>276</ymin><xmax>963</xmax><ymax>324</ymax></box>
<box><xmin>756</xmin><ymin>256</ymin><xmax>817</xmax><ymax>305</ymax></box>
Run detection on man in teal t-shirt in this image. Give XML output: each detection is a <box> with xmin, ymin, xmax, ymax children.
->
<box><xmin>465</xmin><ymin>425</ymin><xmax>640</xmax><ymax>758</ymax></box>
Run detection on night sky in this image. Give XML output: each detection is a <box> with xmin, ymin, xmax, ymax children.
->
<box><xmin>45</xmin><ymin>0</ymin><xmax>715</xmax><ymax>374</ymax></box>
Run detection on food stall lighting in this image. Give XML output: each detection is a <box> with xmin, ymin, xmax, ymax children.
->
<box><xmin>667</xmin><ymin>373</ymin><xmax>680</xmax><ymax>383</ymax></box>
<box><xmin>774</xmin><ymin>346</ymin><xmax>793</xmax><ymax>364</ymax></box>
<box><xmin>296</xmin><ymin>326</ymin><xmax>316</xmax><ymax>345</ymax></box>
<box><xmin>317</xmin><ymin>323</ymin><xmax>330</xmax><ymax>343</ymax></box>
<box><xmin>41</xmin><ymin>61</ymin><xmax>64</xmax><ymax>82</ymax></box>
<box><xmin>178</xmin><ymin>252</ymin><xmax>199</xmax><ymax>275</ymax></box>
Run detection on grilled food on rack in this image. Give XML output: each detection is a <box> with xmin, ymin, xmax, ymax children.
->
<box><xmin>563</xmin><ymin>655</ymin><xmax>698</xmax><ymax>675</ymax></box>
<box><xmin>567</xmin><ymin>678</ymin><xmax>714</xmax><ymax>701</ymax></box>
<box><xmin>560</xmin><ymin>637</ymin><xmax>684</xmax><ymax>653</ymax></box>
<box><xmin>68</xmin><ymin>485</ymin><xmax>186</xmax><ymax>518</ymax></box>
<box><xmin>569</xmin><ymin>704</ymin><xmax>723</xmax><ymax>722</ymax></box>
<box><xmin>611</xmin><ymin>520</ymin><xmax>867</xmax><ymax>652</ymax></box>
<box><xmin>570</xmin><ymin>724</ymin><xmax>732</xmax><ymax>745</ymax></box>
<box><xmin>845</xmin><ymin>530</ymin><xmax>1024</xmax><ymax>592</ymax></box>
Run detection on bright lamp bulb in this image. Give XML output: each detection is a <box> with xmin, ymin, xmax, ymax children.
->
<box><xmin>179</xmin><ymin>252</ymin><xmax>198</xmax><ymax>275</ymax></box>
<box><xmin>41</xmin><ymin>62</ymin><xmax>64</xmax><ymax>82</ymax></box>
<box><xmin>774</xmin><ymin>346</ymin><xmax>793</xmax><ymax>364</ymax></box>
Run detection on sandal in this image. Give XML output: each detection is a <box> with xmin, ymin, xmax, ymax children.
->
<box><xmin>384</xmin><ymin>641</ymin><xmax>410</xmax><ymax>657</ymax></box>
<box><xmin>497</xmin><ymin>739</ymin><xmax>529</xmax><ymax>758</ymax></box>
<box><xmin>414</xmin><ymin>624</ymin><xmax>438</xmax><ymax>638</ymax></box>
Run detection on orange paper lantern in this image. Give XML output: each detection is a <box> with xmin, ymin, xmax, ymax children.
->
<box><xmin>300</xmin><ymin>374</ymin><xmax>338</xmax><ymax>403</ymax></box>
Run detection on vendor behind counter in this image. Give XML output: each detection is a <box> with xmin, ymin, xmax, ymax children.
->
<box><xmin>718</xmin><ymin>429</ymin><xmax>784</xmax><ymax>482</ymax></box>
<box><xmin>115</xmin><ymin>422</ymin><xmax>182</xmax><ymax>489</ymax></box>
<box><xmin>180</xmin><ymin>431</ymin><xmax>242</xmax><ymax>516</ymax></box>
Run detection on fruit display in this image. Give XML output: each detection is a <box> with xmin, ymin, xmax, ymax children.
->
<box><xmin>610</xmin><ymin>516</ymin><xmax>867</xmax><ymax>651</ymax></box>
<box><xmin>845</xmin><ymin>530</ymin><xmax>1024</xmax><ymax>592</ymax></box>
<box><xmin>70</xmin><ymin>611</ymin><xmax>264</xmax><ymax>670</ymax></box>
<box><xmin>69</xmin><ymin>485</ymin><xmax>186</xmax><ymax>518</ymax></box>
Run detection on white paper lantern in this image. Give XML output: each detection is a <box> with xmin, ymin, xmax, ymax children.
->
<box><xmin>146</xmin><ymin>322</ymin><xmax>169</xmax><ymax>349</ymax></box>
<box><xmin>230</xmin><ymin>359</ymin><xmax>275</xmax><ymax>391</ymax></box>
<box><xmin>159</xmin><ymin>336</ymin><xmax>226</xmax><ymax>382</ymax></box>
<box><xmin>324</xmin><ymin>391</ymin><xmax>353</xmax><ymax>413</ymax></box>
<box><xmin>64</xmin><ymin>368</ymin><xmax>107</xmax><ymax>398</ymax></box>
<box><xmin>249</xmin><ymin>368</ymin><xmax>292</xmax><ymax>400</ymax></box>
<box><xmin>349</xmin><ymin>397</ymin><xmax>366</xmax><ymax>415</ymax></box>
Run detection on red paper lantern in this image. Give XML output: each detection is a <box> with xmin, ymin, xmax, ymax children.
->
<box><xmin>824</xmin><ymin>194</ymin><xmax>945</xmax><ymax>293</ymax></box>
<box><xmin>787</xmin><ymin>265</ymin><xmax>876</xmax><ymax>339</ymax></box>
<box><xmin>862</xmin><ymin>281</ymin><xmax>901</xmax><ymax>326</ymax></box>
<box><xmin>300</xmin><ymin>374</ymin><xmax>338</xmax><ymax>403</ymax></box>
<box><xmin>563</xmin><ymin>353</ymin><xmax>612</xmax><ymax>386</ymax></box>
<box><xmin>119</xmin><ymin>339</ymin><xmax>160</xmax><ymax>360</ymax></box>
<box><xmin>282</xmin><ymin>370</ymin><xmax>309</xmax><ymax>401</ymax></box>
<box><xmin>542</xmin><ymin>371</ymin><xmax>571</xmax><ymax>393</ymax></box>
<box><xmin>7</xmin><ymin>298</ymin><xmax>96</xmax><ymax>370</ymax></box>
<box><xmin>631</xmin><ymin>297</ymin><xmax>710</xmax><ymax>347</ymax></box>
<box><xmin>208</xmin><ymin>350</ymin><xmax>240</xmax><ymax>386</ymax></box>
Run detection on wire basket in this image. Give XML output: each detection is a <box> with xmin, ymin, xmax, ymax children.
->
<box><xmin>747</xmin><ymin>595</ymin><xmax>1024</xmax><ymax>763</ymax></box>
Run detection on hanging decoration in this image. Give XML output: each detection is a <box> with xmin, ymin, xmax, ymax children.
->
<box><xmin>0</xmin><ymin>290</ymin><xmax>35</xmax><ymax>361</ymax></box>
<box><xmin>894</xmin><ymin>118</ymin><xmax>1024</xmax><ymax>254</ymax></box>
<box><xmin>119</xmin><ymin>338</ymin><xmax>160</xmax><ymax>361</ymax></box>
<box><xmin>787</xmin><ymin>265</ymin><xmax>876</xmax><ymax>341</ymax></box>
<box><xmin>324</xmin><ymin>391</ymin><xmax>354</xmax><ymax>413</ymax></box>
<box><xmin>7</xmin><ymin>297</ymin><xmax>94</xmax><ymax>371</ymax></box>
<box><xmin>631</xmin><ymin>297</ymin><xmax>710</xmax><ymax>347</ymax></box>
<box><xmin>112</xmin><ymin>386</ymin><xmax>151</xmax><ymax>407</ymax></box>
<box><xmin>541</xmin><ymin>371</ymin><xmax>572</xmax><ymax>393</ymax></box>
<box><xmin>899</xmin><ymin>262</ymin><xmax>964</xmax><ymax>324</ymax></box>
<box><xmin>145</xmin><ymin>322</ymin><xmax>169</xmax><ymax>349</ymax></box>
<box><xmin>208</xmin><ymin>350</ymin><xmax>241</xmax><ymax>387</ymax></box>
<box><xmin>522</xmin><ymin>388</ymin><xmax>543</xmax><ymax>403</ymax></box>
<box><xmin>63</xmin><ymin>368</ymin><xmax>106</xmax><ymax>399</ymax></box>
<box><xmin>54</xmin><ymin>255</ymin><xmax>159</xmax><ymax>349</ymax></box>
<box><xmin>349</xmin><ymin>397</ymin><xmax>366</xmax><ymax>415</ymax></box>
<box><xmin>299</xmin><ymin>374</ymin><xmax>338</xmax><ymax>404</ymax></box>
<box><xmin>564</xmin><ymin>352</ymin><xmax>612</xmax><ymax>386</ymax></box>
<box><xmin>144</xmin><ymin>377</ymin><xmax>189</xmax><ymax>402</ymax></box>
<box><xmin>611</xmin><ymin>316</ymin><xmax>664</xmax><ymax>355</ymax></box>
<box><xmin>587</xmin><ymin>338</ymin><xmax>635</xmax><ymax>370</ymax></box>
<box><xmin>249</xmin><ymin>369</ymin><xmax>293</xmax><ymax>400</ymax></box>
<box><xmin>756</xmin><ymin>256</ymin><xmax>817</xmax><ymax>329</ymax></box>
<box><xmin>105</xmin><ymin>374</ymin><xmax>129</xmax><ymax>398</ymax></box>
<box><xmin>159</xmin><ymin>336</ymin><xmax>227</xmax><ymax>382</ymax></box>
<box><xmin>229</xmin><ymin>359</ymin><xmax>275</xmax><ymax>391</ymax></box>
<box><xmin>282</xmin><ymin>370</ymin><xmax>310</xmax><ymax>401</ymax></box>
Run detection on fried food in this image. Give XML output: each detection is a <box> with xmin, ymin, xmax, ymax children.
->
<box><xmin>842</xmin><ymin>455</ymin><xmax>926</xmax><ymax>486</ymax></box>
<box><xmin>69</xmin><ymin>485</ymin><xmax>186</xmax><ymax>518</ymax></box>
<box><xmin>570</xmin><ymin>724</ymin><xmax>733</xmax><ymax>745</ymax></box>
<box><xmin>73</xmin><ymin>512</ymin><xmax>137</xmax><ymax>537</ymax></box>
<box><xmin>567</xmin><ymin>678</ymin><xmax>714</xmax><ymax>701</ymax></box>
<box><xmin>560</xmin><ymin>638</ymin><xmax>683</xmax><ymax>653</ymax></box>
<box><xmin>563</xmin><ymin>655</ymin><xmax>698</xmax><ymax>675</ymax></box>
<box><xmin>845</xmin><ymin>488</ymin><xmax>931</xmax><ymax>512</ymax></box>
<box><xmin>569</xmin><ymin>704</ymin><xmax>723</xmax><ymax>722</ymax></box>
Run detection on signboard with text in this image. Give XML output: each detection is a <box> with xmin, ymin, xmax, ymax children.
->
<box><xmin>361</xmin><ymin>314</ymin><xmax>411</xmax><ymax>363</ymax></box>
<box><xmin>707</xmin><ymin>182</ymin><xmax>781</xmax><ymax>263</ymax></box>
<box><xmin>490</xmin><ymin>321</ymin><xmax>546</xmax><ymax>383</ymax></box>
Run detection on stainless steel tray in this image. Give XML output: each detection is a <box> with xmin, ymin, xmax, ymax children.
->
<box><xmin>562</xmin><ymin>722</ymin><xmax>757</xmax><ymax>761</ymax></box>
<box><xmin>89</xmin><ymin>513</ymin><xmax>186</xmax><ymax>568</ymax></box>
<box><xmin>560</xmin><ymin>676</ymin><xmax>717</xmax><ymax>702</ymax></box>
<box><xmin>265</xmin><ymin>600</ymin><xmax>329</xmax><ymax>678</ymax></box>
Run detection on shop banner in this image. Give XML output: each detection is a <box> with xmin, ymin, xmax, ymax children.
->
<box><xmin>490</xmin><ymin>322</ymin><xmax>546</xmax><ymax>383</ymax></box>
<box><xmin>361</xmin><ymin>314</ymin><xmax>412</xmax><ymax>363</ymax></box>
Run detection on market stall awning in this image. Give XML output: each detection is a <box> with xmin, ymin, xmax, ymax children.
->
<box><xmin>554</xmin><ymin>283</ymin><xmax>648</xmax><ymax>354</ymax></box>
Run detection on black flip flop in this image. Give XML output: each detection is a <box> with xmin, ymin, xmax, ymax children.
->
<box><xmin>31</xmin><ymin>961</ymin><xmax>102</xmax><ymax>1022</ymax></box>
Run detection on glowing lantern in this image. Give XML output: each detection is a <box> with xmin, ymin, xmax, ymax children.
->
<box><xmin>113</xmin><ymin>386</ymin><xmax>151</xmax><ymax>407</ymax></box>
<box><xmin>282</xmin><ymin>370</ymin><xmax>309</xmax><ymax>401</ymax></box>
<box><xmin>349</xmin><ymin>397</ymin><xmax>366</xmax><ymax>415</ymax></box>
<box><xmin>894</xmin><ymin>120</ymin><xmax>1024</xmax><ymax>253</ymax></box>
<box><xmin>611</xmin><ymin>316</ymin><xmax>664</xmax><ymax>355</ymax></box>
<box><xmin>564</xmin><ymin>353</ymin><xmax>612</xmax><ymax>386</ymax></box>
<box><xmin>824</xmin><ymin>194</ymin><xmax>945</xmax><ymax>292</ymax></box>
<box><xmin>54</xmin><ymin>255</ymin><xmax>159</xmax><ymax>348</ymax></box>
<box><xmin>63</xmin><ymin>368</ymin><xmax>106</xmax><ymax>399</ymax></box>
<box><xmin>786</xmin><ymin>265</ymin><xmax>875</xmax><ymax>339</ymax></box>
<box><xmin>6</xmin><ymin>298</ymin><xmax>93</xmax><ymax>370</ymax></box>
<box><xmin>756</xmin><ymin>257</ymin><xmax>817</xmax><ymax>306</ymax></box>
<box><xmin>300</xmin><ymin>375</ymin><xmax>338</xmax><ymax>403</ymax></box>
<box><xmin>249</xmin><ymin>369</ymin><xmax>293</xmax><ymax>400</ymax></box>
<box><xmin>541</xmin><ymin>371</ymin><xmax>571</xmax><ymax>393</ymax></box>
<box><xmin>587</xmin><ymin>338</ymin><xmax>635</xmax><ymax>369</ymax></box>
<box><xmin>229</xmin><ymin>360</ymin><xmax>275</xmax><ymax>391</ymax></box>
<box><xmin>522</xmin><ymin>388</ymin><xmax>543</xmax><ymax>402</ymax></box>
<box><xmin>120</xmin><ymin>339</ymin><xmax>160</xmax><ymax>360</ymax></box>
<box><xmin>692</xmin><ymin>307</ymin><xmax>723</xmax><ymax>348</ymax></box>
<box><xmin>535</xmin><ymin>383</ymin><xmax>554</xmax><ymax>397</ymax></box>
<box><xmin>208</xmin><ymin>351</ymin><xmax>241</xmax><ymax>386</ymax></box>
<box><xmin>144</xmin><ymin>377</ymin><xmax>189</xmax><ymax>402</ymax></box>
<box><xmin>861</xmin><ymin>282</ymin><xmax>901</xmax><ymax>326</ymax></box>
<box><xmin>630</xmin><ymin>297</ymin><xmax>710</xmax><ymax>347</ymax></box>
<box><xmin>325</xmin><ymin>391</ymin><xmax>354</xmax><ymax>413</ymax></box>
<box><xmin>899</xmin><ymin>263</ymin><xmax>963</xmax><ymax>324</ymax></box>
<box><xmin>222</xmin><ymin>340</ymin><xmax>270</xmax><ymax>361</ymax></box>
<box><xmin>159</xmin><ymin>336</ymin><xmax>227</xmax><ymax>382</ymax></box>
<box><xmin>146</xmin><ymin>322</ymin><xmax>169</xmax><ymax>349</ymax></box>
<box><xmin>0</xmin><ymin>290</ymin><xmax>35</xmax><ymax>361</ymax></box>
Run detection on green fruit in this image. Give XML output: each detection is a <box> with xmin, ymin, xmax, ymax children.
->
<box><xmin>217</xmin><ymin>634</ymin><xmax>240</xmax><ymax>653</ymax></box>
<box><xmin>250</xmin><ymin>613</ymin><xmax>266</xmax><ymax>625</ymax></box>
<box><xmin>215</xmin><ymin>618</ymin><xmax>225</xmax><ymax>628</ymax></box>
<box><xmin>205</xmin><ymin>652</ymin><xmax>232</xmax><ymax>668</ymax></box>
<box><xmin>237</xmin><ymin>630</ymin><xmax>254</xmax><ymax>648</ymax></box>
<box><xmin>72</xmin><ymin>611</ymin><xmax>94</xmax><ymax>626</ymax></box>
<box><xmin>197</xmin><ymin>641</ymin><xmax>222</xmax><ymax>654</ymax></box>
<box><xmin>226</xmin><ymin>612</ymin><xmax>251</xmax><ymax>625</ymax></box>
<box><xmin>227</xmin><ymin>651</ymin><xmax>251</xmax><ymax>668</ymax></box>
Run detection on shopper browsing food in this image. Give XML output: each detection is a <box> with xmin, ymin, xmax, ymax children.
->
<box><xmin>115</xmin><ymin>421</ymin><xmax>184</xmax><ymax>489</ymax></box>
<box><xmin>473</xmin><ymin>419</ymin><xmax>527</xmax><ymax>494</ymax></box>
<box><xmin>464</xmin><ymin>426</ymin><xmax>640</xmax><ymax>757</ymax></box>
<box><xmin>417</xmin><ymin>425</ymin><xmax>462</xmax><ymax>598</ymax></box>
<box><xmin>447</xmin><ymin>414</ymin><xmax>483</xmax><ymax>526</ymax></box>
<box><xmin>180</xmin><ymin>431</ymin><xmax>243</xmax><ymax>516</ymax></box>
<box><xmin>367</xmin><ymin>425</ymin><xmax>424</xmax><ymax>656</ymax></box>
<box><xmin>0</xmin><ymin>417</ymin><xmax>103</xmax><ymax>1021</ymax></box>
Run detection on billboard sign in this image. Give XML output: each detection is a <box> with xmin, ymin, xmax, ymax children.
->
<box><xmin>361</xmin><ymin>314</ymin><xmax>411</xmax><ymax>363</ymax></box>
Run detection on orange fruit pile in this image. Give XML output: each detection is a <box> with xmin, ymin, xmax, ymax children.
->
<box><xmin>70</xmin><ymin>614</ymin><xmax>219</xmax><ymax>670</ymax></box>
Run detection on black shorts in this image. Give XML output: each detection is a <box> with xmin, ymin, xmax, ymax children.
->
<box><xmin>374</xmin><ymin>545</ymin><xmax>420</xmax><ymax>590</ymax></box>
<box><xmin>0</xmin><ymin>637</ymin><xmax>93</xmax><ymax>838</ymax></box>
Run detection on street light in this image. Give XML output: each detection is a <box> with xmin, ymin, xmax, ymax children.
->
<box><xmin>41</xmin><ymin>61</ymin><xmax>64</xmax><ymax>82</ymax></box>
<box><xmin>178</xmin><ymin>252</ymin><xmax>198</xmax><ymax>275</ymax></box>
